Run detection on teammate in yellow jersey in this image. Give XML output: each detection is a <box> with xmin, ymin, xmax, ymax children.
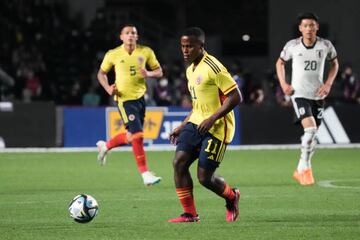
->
<box><xmin>168</xmin><ymin>27</ymin><xmax>242</xmax><ymax>223</ymax></box>
<box><xmin>96</xmin><ymin>24</ymin><xmax>163</xmax><ymax>186</ymax></box>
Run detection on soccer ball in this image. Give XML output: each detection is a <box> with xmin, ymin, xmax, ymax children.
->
<box><xmin>68</xmin><ymin>194</ymin><xmax>99</xmax><ymax>223</ymax></box>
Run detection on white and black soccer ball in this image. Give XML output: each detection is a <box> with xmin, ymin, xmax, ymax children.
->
<box><xmin>68</xmin><ymin>194</ymin><xmax>99</xmax><ymax>223</ymax></box>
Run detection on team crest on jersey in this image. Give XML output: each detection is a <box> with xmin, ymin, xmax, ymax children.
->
<box><xmin>195</xmin><ymin>75</ymin><xmax>202</xmax><ymax>85</ymax></box>
<box><xmin>316</xmin><ymin>50</ymin><xmax>323</xmax><ymax>58</ymax></box>
<box><xmin>137</xmin><ymin>56</ymin><xmax>144</xmax><ymax>64</ymax></box>
<box><xmin>128</xmin><ymin>114</ymin><xmax>136</xmax><ymax>121</ymax></box>
<box><xmin>120</xmin><ymin>59</ymin><xmax>124</xmax><ymax>63</ymax></box>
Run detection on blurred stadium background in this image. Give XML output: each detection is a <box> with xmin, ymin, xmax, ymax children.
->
<box><xmin>0</xmin><ymin>0</ymin><xmax>359</xmax><ymax>147</ymax></box>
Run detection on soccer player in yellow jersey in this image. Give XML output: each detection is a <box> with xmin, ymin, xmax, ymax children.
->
<box><xmin>96</xmin><ymin>24</ymin><xmax>163</xmax><ymax>186</ymax></box>
<box><xmin>168</xmin><ymin>27</ymin><xmax>242</xmax><ymax>223</ymax></box>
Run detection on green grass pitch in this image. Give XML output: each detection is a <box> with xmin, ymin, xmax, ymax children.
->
<box><xmin>1</xmin><ymin>148</ymin><xmax>359</xmax><ymax>240</ymax></box>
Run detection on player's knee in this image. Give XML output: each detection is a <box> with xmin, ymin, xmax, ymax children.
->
<box><xmin>197</xmin><ymin>171</ymin><xmax>212</xmax><ymax>187</ymax></box>
<box><xmin>126</xmin><ymin>132</ymin><xmax>133</xmax><ymax>143</ymax></box>
<box><xmin>172</xmin><ymin>156</ymin><xmax>188</xmax><ymax>173</ymax></box>
<box><xmin>127</xmin><ymin>131</ymin><xmax>143</xmax><ymax>143</ymax></box>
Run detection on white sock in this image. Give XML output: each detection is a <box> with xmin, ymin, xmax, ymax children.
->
<box><xmin>307</xmin><ymin>139</ymin><xmax>316</xmax><ymax>169</ymax></box>
<box><xmin>297</xmin><ymin>127</ymin><xmax>317</xmax><ymax>172</ymax></box>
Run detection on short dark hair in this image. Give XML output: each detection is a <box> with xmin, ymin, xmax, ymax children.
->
<box><xmin>183</xmin><ymin>27</ymin><xmax>205</xmax><ymax>44</ymax></box>
<box><xmin>120</xmin><ymin>23</ymin><xmax>136</xmax><ymax>32</ymax></box>
<box><xmin>297</xmin><ymin>12</ymin><xmax>319</xmax><ymax>25</ymax></box>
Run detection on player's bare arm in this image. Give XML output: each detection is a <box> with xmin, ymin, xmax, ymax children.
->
<box><xmin>97</xmin><ymin>69</ymin><xmax>119</xmax><ymax>96</ymax></box>
<box><xmin>316</xmin><ymin>58</ymin><xmax>339</xmax><ymax>97</ymax></box>
<box><xmin>169</xmin><ymin>112</ymin><xmax>192</xmax><ymax>145</ymax></box>
<box><xmin>197</xmin><ymin>88</ymin><xmax>240</xmax><ymax>135</ymax></box>
<box><xmin>276</xmin><ymin>58</ymin><xmax>294</xmax><ymax>96</ymax></box>
<box><xmin>140</xmin><ymin>66</ymin><xmax>163</xmax><ymax>78</ymax></box>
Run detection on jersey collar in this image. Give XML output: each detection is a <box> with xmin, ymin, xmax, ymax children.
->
<box><xmin>190</xmin><ymin>51</ymin><xmax>207</xmax><ymax>71</ymax></box>
<box><xmin>301</xmin><ymin>37</ymin><xmax>318</xmax><ymax>49</ymax></box>
<box><xmin>120</xmin><ymin>44</ymin><xmax>137</xmax><ymax>55</ymax></box>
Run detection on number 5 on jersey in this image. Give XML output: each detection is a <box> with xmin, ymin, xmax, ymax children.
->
<box><xmin>130</xmin><ymin>66</ymin><xmax>136</xmax><ymax>76</ymax></box>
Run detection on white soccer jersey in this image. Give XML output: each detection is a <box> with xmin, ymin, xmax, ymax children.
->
<box><xmin>280</xmin><ymin>37</ymin><xmax>337</xmax><ymax>99</ymax></box>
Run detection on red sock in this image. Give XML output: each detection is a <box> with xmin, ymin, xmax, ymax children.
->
<box><xmin>221</xmin><ymin>183</ymin><xmax>235</xmax><ymax>201</ymax></box>
<box><xmin>106</xmin><ymin>133</ymin><xmax>128</xmax><ymax>149</ymax></box>
<box><xmin>131</xmin><ymin>133</ymin><xmax>148</xmax><ymax>173</ymax></box>
<box><xmin>176</xmin><ymin>187</ymin><xmax>197</xmax><ymax>216</ymax></box>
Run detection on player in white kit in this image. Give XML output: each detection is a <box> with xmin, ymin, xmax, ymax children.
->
<box><xmin>275</xmin><ymin>12</ymin><xmax>339</xmax><ymax>185</ymax></box>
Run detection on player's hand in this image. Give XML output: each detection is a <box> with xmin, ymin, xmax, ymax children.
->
<box><xmin>316</xmin><ymin>83</ymin><xmax>331</xmax><ymax>98</ymax></box>
<box><xmin>106</xmin><ymin>84</ymin><xmax>119</xmax><ymax>96</ymax></box>
<box><xmin>197</xmin><ymin>117</ymin><xmax>216</xmax><ymax>135</ymax></box>
<box><xmin>281</xmin><ymin>83</ymin><xmax>295</xmax><ymax>96</ymax></box>
<box><xmin>169</xmin><ymin>127</ymin><xmax>182</xmax><ymax>145</ymax></box>
<box><xmin>140</xmin><ymin>68</ymin><xmax>149</xmax><ymax>78</ymax></box>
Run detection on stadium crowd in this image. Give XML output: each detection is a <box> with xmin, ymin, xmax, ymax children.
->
<box><xmin>1</xmin><ymin>0</ymin><xmax>359</xmax><ymax>107</ymax></box>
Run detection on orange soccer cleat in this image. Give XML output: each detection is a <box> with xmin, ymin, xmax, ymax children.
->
<box><xmin>303</xmin><ymin>168</ymin><xmax>315</xmax><ymax>185</ymax></box>
<box><xmin>293</xmin><ymin>169</ymin><xmax>315</xmax><ymax>186</ymax></box>
<box><xmin>168</xmin><ymin>213</ymin><xmax>200</xmax><ymax>223</ymax></box>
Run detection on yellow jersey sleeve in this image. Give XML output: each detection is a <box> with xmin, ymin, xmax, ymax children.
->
<box><xmin>146</xmin><ymin>48</ymin><xmax>161</xmax><ymax>70</ymax></box>
<box><xmin>215</xmin><ymin>71</ymin><xmax>237</xmax><ymax>95</ymax></box>
<box><xmin>100</xmin><ymin>50</ymin><xmax>114</xmax><ymax>73</ymax></box>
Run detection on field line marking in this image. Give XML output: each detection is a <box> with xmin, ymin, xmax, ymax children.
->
<box><xmin>1</xmin><ymin>143</ymin><xmax>360</xmax><ymax>152</ymax></box>
<box><xmin>318</xmin><ymin>179</ymin><xmax>360</xmax><ymax>189</ymax></box>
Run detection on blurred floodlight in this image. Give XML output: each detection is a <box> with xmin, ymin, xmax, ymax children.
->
<box><xmin>242</xmin><ymin>34</ymin><xmax>250</xmax><ymax>41</ymax></box>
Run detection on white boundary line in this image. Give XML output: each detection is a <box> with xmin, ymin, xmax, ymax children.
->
<box><xmin>0</xmin><ymin>143</ymin><xmax>360</xmax><ymax>153</ymax></box>
<box><xmin>318</xmin><ymin>179</ymin><xmax>360</xmax><ymax>189</ymax></box>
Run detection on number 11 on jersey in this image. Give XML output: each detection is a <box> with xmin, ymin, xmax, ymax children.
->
<box><xmin>189</xmin><ymin>85</ymin><xmax>197</xmax><ymax>99</ymax></box>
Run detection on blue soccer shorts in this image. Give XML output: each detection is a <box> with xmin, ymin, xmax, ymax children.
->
<box><xmin>176</xmin><ymin>122</ymin><xmax>227</xmax><ymax>171</ymax></box>
<box><xmin>117</xmin><ymin>96</ymin><xmax>145</xmax><ymax>133</ymax></box>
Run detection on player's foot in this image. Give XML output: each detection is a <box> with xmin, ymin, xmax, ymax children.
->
<box><xmin>293</xmin><ymin>169</ymin><xmax>314</xmax><ymax>186</ymax></box>
<box><xmin>96</xmin><ymin>140</ymin><xmax>108</xmax><ymax>166</ymax></box>
<box><xmin>293</xmin><ymin>170</ymin><xmax>305</xmax><ymax>185</ymax></box>
<box><xmin>303</xmin><ymin>168</ymin><xmax>315</xmax><ymax>185</ymax></box>
<box><xmin>225</xmin><ymin>188</ymin><xmax>240</xmax><ymax>222</ymax></box>
<box><xmin>142</xmin><ymin>171</ymin><xmax>162</xmax><ymax>186</ymax></box>
<box><xmin>168</xmin><ymin>213</ymin><xmax>200</xmax><ymax>223</ymax></box>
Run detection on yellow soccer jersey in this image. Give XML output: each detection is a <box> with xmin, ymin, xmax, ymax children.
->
<box><xmin>186</xmin><ymin>52</ymin><xmax>238</xmax><ymax>143</ymax></box>
<box><xmin>100</xmin><ymin>44</ymin><xmax>161</xmax><ymax>101</ymax></box>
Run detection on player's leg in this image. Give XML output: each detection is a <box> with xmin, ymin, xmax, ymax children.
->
<box><xmin>96</xmin><ymin>132</ymin><xmax>130</xmax><ymax>164</ymax></box>
<box><xmin>296</xmin><ymin>116</ymin><xmax>317</xmax><ymax>185</ymax></box>
<box><xmin>298</xmin><ymin>100</ymin><xmax>324</xmax><ymax>185</ymax></box>
<box><xmin>96</xmin><ymin>102</ymin><xmax>130</xmax><ymax>165</ymax></box>
<box><xmin>197</xmin><ymin>135</ymin><xmax>240</xmax><ymax>222</ymax></box>
<box><xmin>293</xmin><ymin>96</ymin><xmax>317</xmax><ymax>185</ymax></box>
<box><xmin>125</xmin><ymin>98</ymin><xmax>161</xmax><ymax>185</ymax></box>
<box><xmin>129</xmin><ymin>131</ymin><xmax>161</xmax><ymax>185</ymax></box>
<box><xmin>168</xmin><ymin>123</ymin><xmax>200</xmax><ymax>223</ymax></box>
<box><xmin>168</xmin><ymin>151</ymin><xmax>199</xmax><ymax>223</ymax></box>
<box><xmin>298</xmin><ymin>117</ymin><xmax>317</xmax><ymax>168</ymax></box>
